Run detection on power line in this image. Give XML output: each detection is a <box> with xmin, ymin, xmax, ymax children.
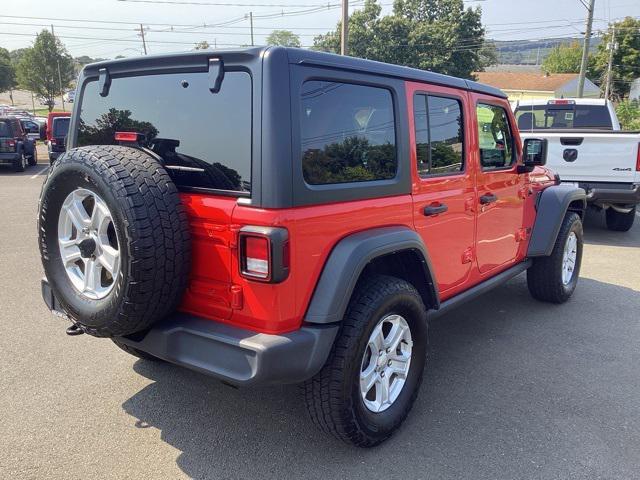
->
<box><xmin>118</xmin><ymin>0</ymin><xmax>337</xmax><ymax>6</ymax></box>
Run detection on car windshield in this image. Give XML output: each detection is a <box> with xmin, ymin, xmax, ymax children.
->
<box><xmin>53</xmin><ymin>117</ymin><xmax>70</xmax><ymax>137</ymax></box>
<box><xmin>77</xmin><ymin>70</ymin><xmax>252</xmax><ymax>194</ymax></box>
<box><xmin>514</xmin><ymin>104</ymin><xmax>613</xmax><ymax>130</ymax></box>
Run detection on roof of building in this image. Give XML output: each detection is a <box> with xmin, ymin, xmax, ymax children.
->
<box><xmin>474</xmin><ymin>72</ymin><xmax>581</xmax><ymax>92</ymax></box>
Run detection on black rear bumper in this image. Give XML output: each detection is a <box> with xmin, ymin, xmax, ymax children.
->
<box><xmin>41</xmin><ymin>279</ymin><xmax>338</xmax><ymax>386</ymax></box>
<box><xmin>0</xmin><ymin>152</ymin><xmax>20</xmax><ymax>164</ymax></box>
<box><xmin>575</xmin><ymin>182</ymin><xmax>640</xmax><ymax>206</ymax></box>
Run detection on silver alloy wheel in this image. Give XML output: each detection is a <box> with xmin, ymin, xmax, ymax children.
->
<box><xmin>57</xmin><ymin>188</ymin><xmax>120</xmax><ymax>300</ymax></box>
<box><xmin>360</xmin><ymin>314</ymin><xmax>413</xmax><ymax>413</ymax></box>
<box><xmin>562</xmin><ymin>231</ymin><xmax>578</xmax><ymax>285</ymax></box>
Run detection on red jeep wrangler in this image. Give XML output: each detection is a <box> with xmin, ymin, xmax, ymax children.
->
<box><xmin>39</xmin><ymin>47</ymin><xmax>586</xmax><ymax>447</ymax></box>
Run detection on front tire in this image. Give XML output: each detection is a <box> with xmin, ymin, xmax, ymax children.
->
<box><xmin>606</xmin><ymin>206</ymin><xmax>635</xmax><ymax>232</ymax></box>
<box><xmin>303</xmin><ymin>274</ymin><xmax>428</xmax><ymax>447</ymax></box>
<box><xmin>527</xmin><ymin>212</ymin><xmax>583</xmax><ymax>303</ymax></box>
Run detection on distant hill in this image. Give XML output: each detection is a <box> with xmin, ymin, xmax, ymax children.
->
<box><xmin>493</xmin><ymin>37</ymin><xmax>601</xmax><ymax>66</ymax></box>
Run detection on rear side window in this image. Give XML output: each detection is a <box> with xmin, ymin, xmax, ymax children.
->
<box><xmin>413</xmin><ymin>94</ymin><xmax>464</xmax><ymax>177</ymax></box>
<box><xmin>0</xmin><ymin>120</ymin><xmax>10</xmax><ymax>137</ymax></box>
<box><xmin>77</xmin><ymin>71</ymin><xmax>252</xmax><ymax>193</ymax></box>
<box><xmin>476</xmin><ymin>103</ymin><xmax>514</xmax><ymax>170</ymax></box>
<box><xmin>514</xmin><ymin>104</ymin><xmax>613</xmax><ymax>130</ymax></box>
<box><xmin>53</xmin><ymin>117</ymin><xmax>70</xmax><ymax>137</ymax></box>
<box><xmin>300</xmin><ymin>81</ymin><xmax>397</xmax><ymax>185</ymax></box>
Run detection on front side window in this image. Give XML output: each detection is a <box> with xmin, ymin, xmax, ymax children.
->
<box><xmin>77</xmin><ymin>71</ymin><xmax>252</xmax><ymax>193</ymax></box>
<box><xmin>300</xmin><ymin>81</ymin><xmax>397</xmax><ymax>185</ymax></box>
<box><xmin>413</xmin><ymin>94</ymin><xmax>464</xmax><ymax>177</ymax></box>
<box><xmin>476</xmin><ymin>103</ymin><xmax>514</xmax><ymax>170</ymax></box>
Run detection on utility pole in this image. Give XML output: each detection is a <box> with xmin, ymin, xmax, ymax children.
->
<box><xmin>51</xmin><ymin>24</ymin><xmax>66</xmax><ymax>112</ymax></box>
<box><xmin>604</xmin><ymin>26</ymin><xmax>617</xmax><ymax>100</ymax></box>
<box><xmin>340</xmin><ymin>0</ymin><xmax>348</xmax><ymax>55</ymax></box>
<box><xmin>139</xmin><ymin>24</ymin><xmax>148</xmax><ymax>55</ymax></box>
<box><xmin>577</xmin><ymin>0</ymin><xmax>595</xmax><ymax>98</ymax></box>
<box><xmin>249</xmin><ymin>12</ymin><xmax>254</xmax><ymax>46</ymax></box>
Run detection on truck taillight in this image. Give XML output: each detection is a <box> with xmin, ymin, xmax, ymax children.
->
<box><xmin>239</xmin><ymin>227</ymin><xmax>289</xmax><ymax>283</ymax></box>
<box><xmin>7</xmin><ymin>139</ymin><xmax>15</xmax><ymax>148</ymax></box>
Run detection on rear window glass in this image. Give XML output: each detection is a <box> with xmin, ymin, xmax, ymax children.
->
<box><xmin>0</xmin><ymin>120</ymin><xmax>10</xmax><ymax>137</ymax></box>
<box><xmin>515</xmin><ymin>105</ymin><xmax>613</xmax><ymax>130</ymax></box>
<box><xmin>300</xmin><ymin>80</ymin><xmax>397</xmax><ymax>185</ymax></box>
<box><xmin>53</xmin><ymin>117</ymin><xmax>70</xmax><ymax>137</ymax></box>
<box><xmin>77</xmin><ymin>71</ymin><xmax>252</xmax><ymax>193</ymax></box>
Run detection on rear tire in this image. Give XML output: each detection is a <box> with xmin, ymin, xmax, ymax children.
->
<box><xmin>606</xmin><ymin>206</ymin><xmax>635</xmax><ymax>232</ymax></box>
<box><xmin>28</xmin><ymin>147</ymin><xmax>38</xmax><ymax>166</ymax></box>
<box><xmin>303</xmin><ymin>274</ymin><xmax>428</xmax><ymax>447</ymax></box>
<box><xmin>527</xmin><ymin>212</ymin><xmax>583</xmax><ymax>303</ymax></box>
<box><xmin>112</xmin><ymin>338</ymin><xmax>160</xmax><ymax>361</ymax></box>
<box><xmin>13</xmin><ymin>152</ymin><xmax>26</xmax><ymax>172</ymax></box>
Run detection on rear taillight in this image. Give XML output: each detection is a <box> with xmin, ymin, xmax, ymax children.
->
<box><xmin>7</xmin><ymin>139</ymin><xmax>16</xmax><ymax>148</ymax></box>
<box><xmin>239</xmin><ymin>227</ymin><xmax>289</xmax><ymax>283</ymax></box>
<box><xmin>636</xmin><ymin>143</ymin><xmax>640</xmax><ymax>172</ymax></box>
<box><xmin>115</xmin><ymin>131</ymin><xmax>139</xmax><ymax>142</ymax></box>
<box><xmin>50</xmin><ymin>138</ymin><xmax>57</xmax><ymax>146</ymax></box>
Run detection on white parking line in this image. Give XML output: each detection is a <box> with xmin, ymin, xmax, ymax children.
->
<box><xmin>30</xmin><ymin>166</ymin><xmax>49</xmax><ymax>179</ymax></box>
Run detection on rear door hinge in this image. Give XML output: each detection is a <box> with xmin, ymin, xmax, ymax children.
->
<box><xmin>515</xmin><ymin>227</ymin><xmax>528</xmax><ymax>242</ymax></box>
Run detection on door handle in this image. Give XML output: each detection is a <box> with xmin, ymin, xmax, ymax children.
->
<box><xmin>479</xmin><ymin>193</ymin><xmax>498</xmax><ymax>205</ymax></box>
<box><xmin>423</xmin><ymin>203</ymin><xmax>448</xmax><ymax>216</ymax></box>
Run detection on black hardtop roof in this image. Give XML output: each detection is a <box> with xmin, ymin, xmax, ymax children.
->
<box><xmin>83</xmin><ymin>46</ymin><xmax>506</xmax><ymax>99</ymax></box>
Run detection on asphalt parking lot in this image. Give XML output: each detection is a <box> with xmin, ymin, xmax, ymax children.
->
<box><xmin>1</xmin><ymin>147</ymin><xmax>639</xmax><ymax>479</ymax></box>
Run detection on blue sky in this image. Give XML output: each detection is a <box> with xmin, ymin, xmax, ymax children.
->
<box><xmin>1</xmin><ymin>0</ymin><xmax>639</xmax><ymax>58</ymax></box>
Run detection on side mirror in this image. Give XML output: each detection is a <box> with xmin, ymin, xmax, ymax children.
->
<box><xmin>523</xmin><ymin>138</ymin><xmax>547</xmax><ymax>166</ymax></box>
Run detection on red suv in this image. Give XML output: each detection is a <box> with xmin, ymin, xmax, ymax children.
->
<box><xmin>39</xmin><ymin>47</ymin><xmax>586</xmax><ymax>447</ymax></box>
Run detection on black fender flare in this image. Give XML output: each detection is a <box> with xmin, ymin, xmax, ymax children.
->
<box><xmin>527</xmin><ymin>184</ymin><xmax>586</xmax><ymax>257</ymax></box>
<box><xmin>304</xmin><ymin>226</ymin><xmax>439</xmax><ymax>324</ymax></box>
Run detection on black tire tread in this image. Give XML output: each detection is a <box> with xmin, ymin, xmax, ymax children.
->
<box><xmin>302</xmin><ymin>274</ymin><xmax>426</xmax><ymax>447</ymax></box>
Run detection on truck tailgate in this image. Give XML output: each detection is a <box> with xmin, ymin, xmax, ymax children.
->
<box><xmin>520</xmin><ymin>131</ymin><xmax>640</xmax><ymax>184</ymax></box>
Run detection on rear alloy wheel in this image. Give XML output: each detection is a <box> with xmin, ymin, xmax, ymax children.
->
<box><xmin>605</xmin><ymin>206</ymin><xmax>635</xmax><ymax>232</ymax></box>
<box><xmin>303</xmin><ymin>274</ymin><xmax>427</xmax><ymax>447</ymax></box>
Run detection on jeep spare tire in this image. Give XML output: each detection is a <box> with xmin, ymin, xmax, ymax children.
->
<box><xmin>38</xmin><ymin>146</ymin><xmax>191</xmax><ymax>337</ymax></box>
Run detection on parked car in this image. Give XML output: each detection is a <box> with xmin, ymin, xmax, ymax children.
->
<box><xmin>18</xmin><ymin>117</ymin><xmax>45</xmax><ymax>142</ymax></box>
<box><xmin>64</xmin><ymin>90</ymin><xmax>76</xmax><ymax>103</ymax></box>
<box><xmin>48</xmin><ymin>115</ymin><xmax>70</xmax><ymax>163</ymax></box>
<box><xmin>514</xmin><ymin>98</ymin><xmax>640</xmax><ymax>231</ymax></box>
<box><xmin>0</xmin><ymin>116</ymin><xmax>37</xmax><ymax>171</ymax></box>
<box><xmin>46</xmin><ymin>112</ymin><xmax>71</xmax><ymax>144</ymax></box>
<box><xmin>39</xmin><ymin>47</ymin><xmax>586</xmax><ymax>447</ymax></box>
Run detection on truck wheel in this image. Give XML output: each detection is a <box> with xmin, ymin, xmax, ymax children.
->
<box><xmin>28</xmin><ymin>147</ymin><xmax>38</xmax><ymax>166</ymax></box>
<box><xmin>14</xmin><ymin>152</ymin><xmax>27</xmax><ymax>172</ymax></box>
<box><xmin>303</xmin><ymin>274</ymin><xmax>428</xmax><ymax>447</ymax></box>
<box><xmin>527</xmin><ymin>212</ymin><xmax>583</xmax><ymax>304</ymax></box>
<box><xmin>112</xmin><ymin>339</ymin><xmax>160</xmax><ymax>361</ymax></box>
<box><xmin>38</xmin><ymin>145</ymin><xmax>191</xmax><ymax>337</ymax></box>
<box><xmin>605</xmin><ymin>206</ymin><xmax>635</xmax><ymax>232</ymax></box>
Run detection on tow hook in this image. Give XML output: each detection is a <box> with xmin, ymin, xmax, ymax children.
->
<box><xmin>66</xmin><ymin>324</ymin><xmax>85</xmax><ymax>336</ymax></box>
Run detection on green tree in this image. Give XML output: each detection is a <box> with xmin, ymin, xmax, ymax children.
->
<box><xmin>266</xmin><ymin>30</ymin><xmax>301</xmax><ymax>48</ymax></box>
<box><xmin>16</xmin><ymin>31</ymin><xmax>75</xmax><ymax>111</ymax></box>
<box><xmin>615</xmin><ymin>100</ymin><xmax>640</xmax><ymax>130</ymax></box>
<box><xmin>313</xmin><ymin>0</ymin><xmax>493</xmax><ymax>78</ymax></box>
<box><xmin>194</xmin><ymin>41</ymin><xmax>210</xmax><ymax>50</ymax></box>
<box><xmin>589</xmin><ymin>17</ymin><xmax>640</xmax><ymax>99</ymax></box>
<box><xmin>541</xmin><ymin>42</ymin><xmax>583</xmax><ymax>73</ymax></box>
<box><xmin>0</xmin><ymin>47</ymin><xmax>16</xmax><ymax>94</ymax></box>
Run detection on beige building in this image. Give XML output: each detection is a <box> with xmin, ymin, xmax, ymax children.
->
<box><xmin>474</xmin><ymin>72</ymin><xmax>601</xmax><ymax>101</ymax></box>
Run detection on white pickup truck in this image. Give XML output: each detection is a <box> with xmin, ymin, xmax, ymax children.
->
<box><xmin>514</xmin><ymin>99</ymin><xmax>640</xmax><ymax>231</ymax></box>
